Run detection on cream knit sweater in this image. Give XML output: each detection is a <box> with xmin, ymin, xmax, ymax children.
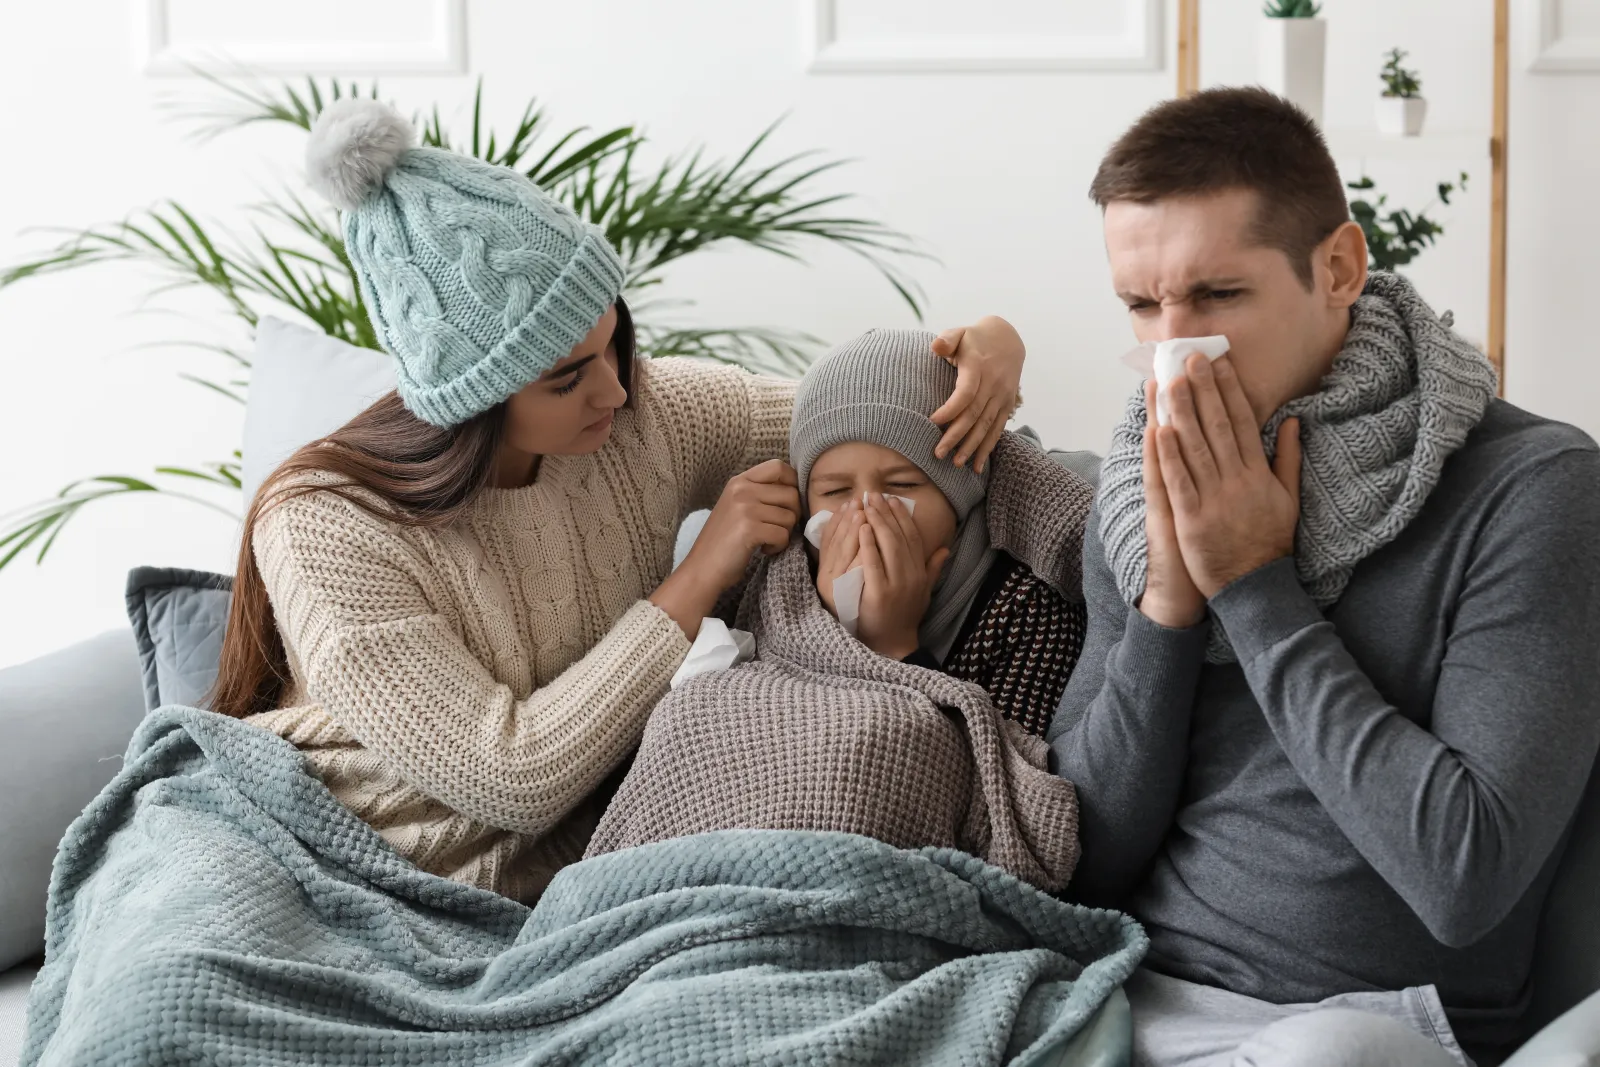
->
<box><xmin>246</xmin><ymin>357</ymin><xmax>795</xmax><ymax>902</ymax></box>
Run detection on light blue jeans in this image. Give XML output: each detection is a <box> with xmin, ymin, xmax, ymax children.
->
<box><xmin>1126</xmin><ymin>969</ymin><xmax>1470</xmax><ymax>1067</ymax></box>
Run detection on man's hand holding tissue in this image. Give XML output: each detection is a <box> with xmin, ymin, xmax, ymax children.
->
<box><xmin>1140</xmin><ymin>376</ymin><xmax>1208</xmax><ymax>629</ymax></box>
<box><xmin>1155</xmin><ymin>352</ymin><xmax>1302</xmax><ymax>598</ymax></box>
<box><xmin>652</xmin><ymin>459</ymin><xmax>800</xmax><ymax>639</ymax></box>
<box><xmin>855</xmin><ymin>493</ymin><xmax>950</xmax><ymax>660</ymax></box>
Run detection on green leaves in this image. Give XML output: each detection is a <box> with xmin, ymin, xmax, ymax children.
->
<box><xmin>418</xmin><ymin>81</ymin><xmax>635</xmax><ymax>188</ymax></box>
<box><xmin>1348</xmin><ymin>172</ymin><xmax>1467</xmax><ymax>272</ymax></box>
<box><xmin>637</xmin><ymin>325</ymin><xmax>823</xmax><ymax>378</ymax></box>
<box><xmin>0</xmin><ymin>74</ymin><xmax>927</xmax><ymax>572</ymax></box>
<box><xmin>0</xmin><ymin>469</ymin><xmax>240</xmax><ymax>570</ymax></box>
<box><xmin>1380</xmin><ymin>48</ymin><xmax>1423</xmax><ymax>98</ymax></box>
<box><xmin>1263</xmin><ymin>0</ymin><xmax>1322</xmax><ymax>17</ymax></box>
<box><xmin>564</xmin><ymin>122</ymin><xmax>928</xmax><ymax>318</ymax></box>
<box><xmin>1</xmin><ymin>200</ymin><xmax>375</xmax><ymax>349</ymax></box>
<box><xmin>165</xmin><ymin>70</ymin><xmax>382</xmax><ymax>139</ymax></box>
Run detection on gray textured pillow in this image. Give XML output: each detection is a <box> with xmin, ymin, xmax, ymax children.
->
<box><xmin>125</xmin><ymin>567</ymin><xmax>234</xmax><ymax>712</ymax></box>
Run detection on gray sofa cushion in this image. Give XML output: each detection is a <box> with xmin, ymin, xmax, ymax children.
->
<box><xmin>124</xmin><ymin>567</ymin><xmax>234</xmax><ymax>712</ymax></box>
<box><xmin>1529</xmin><ymin>763</ymin><xmax>1600</xmax><ymax>1036</ymax></box>
<box><xmin>0</xmin><ymin>630</ymin><xmax>146</xmax><ymax>972</ymax></box>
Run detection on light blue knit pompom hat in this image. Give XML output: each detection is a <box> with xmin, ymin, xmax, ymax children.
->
<box><xmin>305</xmin><ymin>98</ymin><xmax>625</xmax><ymax>427</ymax></box>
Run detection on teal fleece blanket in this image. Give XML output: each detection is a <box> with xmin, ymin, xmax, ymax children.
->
<box><xmin>22</xmin><ymin>708</ymin><xmax>1146</xmax><ymax>1066</ymax></box>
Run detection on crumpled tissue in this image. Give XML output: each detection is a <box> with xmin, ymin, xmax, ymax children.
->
<box><xmin>670</xmin><ymin>617</ymin><xmax>756</xmax><ymax>689</ymax></box>
<box><xmin>803</xmin><ymin>493</ymin><xmax>915</xmax><ymax>636</ymax></box>
<box><xmin>1120</xmin><ymin>335</ymin><xmax>1231</xmax><ymax>427</ymax></box>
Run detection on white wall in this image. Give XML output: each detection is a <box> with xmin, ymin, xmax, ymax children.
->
<box><xmin>0</xmin><ymin>0</ymin><xmax>1591</xmax><ymax>669</ymax></box>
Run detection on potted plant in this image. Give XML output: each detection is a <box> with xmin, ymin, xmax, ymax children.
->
<box><xmin>1347</xmin><ymin>172</ymin><xmax>1468</xmax><ymax>270</ymax></box>
<box><xmin>1259</xmin><ymin>0</ymin><xmax>1326</xmax><ymax>127</ymax></box>
<box><xmin>0</xmin><ymin>76</ymin><xmax>926</xmax><ymax>569</ymax></box>
<box><xmin>1376</xmin><ymin>48</ymin><xmax>1427</xmax><ymax>137</ymax></box>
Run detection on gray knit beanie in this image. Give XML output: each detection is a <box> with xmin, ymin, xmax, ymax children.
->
<box><xmin>790</xmin><ymin>329</ymin><xmax>988</xmax><ymax>520</ymax></box>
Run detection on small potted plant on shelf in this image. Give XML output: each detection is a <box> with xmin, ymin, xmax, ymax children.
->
<box><xmin>1347</xmin><ymin>172</ymin><xmax>1467</xmax><ymax>271</ymax></box>
<box><xmin>1260</xmin><ymin>0</ymin><xmax>1326</xmax><ymax>127</ymax></box>
<box><xmin>1376</xmin><ymin>47</ymin><xmax>1427</xmax><ymax>137</ymax></box>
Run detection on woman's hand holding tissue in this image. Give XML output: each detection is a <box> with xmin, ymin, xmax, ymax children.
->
<box><xmin>652</xmin><ymin>459</ymin><xmax>801</xmax><ymax>639</ymax></box>
<box><xmin>855</xmin><ymin>494</ymin><xmax>949</xmax><ymax>660</ymax></box>
<box><xmin>1155</xmin><ymin>353</ymin><xmax>1302</xmax><ymax>598</ymax></box>
<box><xmin>929</xmin><ymin>315</ymin><xmax>1025</xmax><ymax>474</ymax></box>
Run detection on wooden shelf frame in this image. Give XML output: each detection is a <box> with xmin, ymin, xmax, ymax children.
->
<box><xmin>1175</xmin><ymin>0</ymin><xmax>1509</xmax><ymax>391</ymax></box>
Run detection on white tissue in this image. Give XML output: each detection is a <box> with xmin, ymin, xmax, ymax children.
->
<box><xmin>1120</xmin><ymin>335</ymin><xmax>1231</xmax><ymax>427</ymax></box>
<box><xmin>670</xmin><ymin>617</ymin><xmax>756</xmax><ymax>689</ymax></box>
<box><xmin>802</xmin><ymin>493</ymin><xmax>916</xmax><ymax>636</ymax></box>
<box><xmin>832</xmin><ymin>567</ymin><xmax>866</xmax><ymax>636</ymax></box>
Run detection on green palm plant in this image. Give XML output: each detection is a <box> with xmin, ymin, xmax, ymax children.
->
<box><xmin>1263</xmin><ymin>0</ymin><xmax>1322</xmax><ymax>17</ymax></box>
<box><xmin>0</xmin><ymin>76</ymin><xmax>927</xmax><ymax>572</ymax></box>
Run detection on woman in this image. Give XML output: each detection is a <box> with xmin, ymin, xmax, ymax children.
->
<box><xmin>211</xmin><ymin>99</ymin><xmax>1026</xmax><ymax>902</ymax></box>
<box><xmin>584</xmin><ymin>330</ymin><xmax>1096</xmax><ymax>890</ymax></box>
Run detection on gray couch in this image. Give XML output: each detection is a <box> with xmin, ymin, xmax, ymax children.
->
<box><xmin>1</xmin><ymin>623</ymin><xmax>1597</xmax><ymax>1066</ymax></box>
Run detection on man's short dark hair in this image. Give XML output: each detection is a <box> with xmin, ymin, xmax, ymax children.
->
<box><xmin>1089</xmin><ymin>87</ymin><xmax>1350</xmax><ymax>288</ymax></box>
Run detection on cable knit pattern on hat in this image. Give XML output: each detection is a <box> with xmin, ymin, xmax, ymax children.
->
<box><xmin>307</xmin><ymin>100</ymin><xmax>626</xmax><ymax>427</ymax></box>
<box><xmin>246</xmin><ymin>357</ymin><xmax>796</xmax><ymax>902</ymax></box>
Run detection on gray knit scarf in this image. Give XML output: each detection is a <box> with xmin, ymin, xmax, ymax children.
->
<box><xmin>922</xmin><ymin>507</ymin><xmax>997</xmax><ymax>662</ymax></box>
<box><xmin>1097</xmin><ymin>271</ymin><xmax>1498</xmax><ymax>663</ymax></box>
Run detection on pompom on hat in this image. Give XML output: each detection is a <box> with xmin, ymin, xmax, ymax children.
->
<box><xmin>305</xmin><ymin>98</ymin><xmax>625</xmax><ymax>427</ymax></box>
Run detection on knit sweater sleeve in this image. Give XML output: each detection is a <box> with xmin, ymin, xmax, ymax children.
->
<box><xmin>984</xmin><ymin>431</ymin><xmax>1095</xmax><ymax>602</ymax></box>
<box><xmin>1046</xmin><ymin>504</ymin><xmax>1210</xmax><ymax>908</ymax></box>
<box><xmin>641</xmin><ymin>357</ymin><xmax>797</xmax><ymax>513</ymax></box>
<box><xmin>1207</xmin><ymin>446</ymin><xmax>1600</xmax><ymax>948</ymax></box>
<box><xmin>255</xmin><ymin>488</ymin><xmax>690</xmax><ymax>838</ymax></box>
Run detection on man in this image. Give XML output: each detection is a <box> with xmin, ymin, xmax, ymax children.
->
<box><xmin>1046</xmin><ymin>87</ymin><xmax>1600</xmax><ymax>1065</ymax></box>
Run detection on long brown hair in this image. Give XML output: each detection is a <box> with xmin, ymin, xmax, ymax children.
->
<box><xmin>211</xmin><ymin>298</ymin><xmax>635</xmax><ymax>719</ymax></box>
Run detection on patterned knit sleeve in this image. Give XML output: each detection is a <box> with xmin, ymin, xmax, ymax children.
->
<box><xmin>984</xmin><ymin>432</ymin><xmax>1095</xmax><ymax>603</ymax></box>
<box><xmin>255</xmin><ymin>488</ymin><xmax>689</xmax><ymax>838</ymax></box>
<box><xmin>639</xmin><ymin>357</ymin><xmax>797</xmax><ymax>514</ymax></box>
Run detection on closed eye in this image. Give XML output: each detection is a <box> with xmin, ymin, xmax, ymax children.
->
<box><xmin>553</xmin><ymin>369</ymin><xmax>586</xmax><ymax>396</ymax></box>
<box><xmin>887</xmin><ymin>482</ymin><xmax>923</xmax><ymax>490</ymax></box>
<box><xmin>1126</xmin><ymin>300</ymin><xmax>1158</xmax><ymax>314</ymax></box>
<box><xmin>817</xmin><ymin>487</ymin><xmax>851</xmax><ymax>497</ymax></box>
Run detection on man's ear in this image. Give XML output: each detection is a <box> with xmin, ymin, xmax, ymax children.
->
<box><xmin>1320</xmin><ymin>221</ymin><xmax>1368</xmax><ymax>310</ymax></box>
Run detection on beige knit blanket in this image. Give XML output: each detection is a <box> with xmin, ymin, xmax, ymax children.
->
<box><xmin>585</xmin><ymin>441</ymin><xmax>1087</xmax><ymax>891</ymax></box>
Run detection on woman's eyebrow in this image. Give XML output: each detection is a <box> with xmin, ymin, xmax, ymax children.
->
<box><xmin>540</xmin><ymin>353</ymin><xmax>599</xmax><ymax>382</ymax></box>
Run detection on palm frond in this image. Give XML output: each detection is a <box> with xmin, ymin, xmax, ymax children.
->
<box><xmin>562</xmin><ymin>123</ymin><xmax>930</xmax><ymax>319</ymax></box>
<box><xmin>0</xmin><ymin>76</ymin><xmax>930</xmax><ymax>574</ymax></box>
<box><xmin>0</xmin><ymin>472</ymin><xmax>240</xmax><ymax>572</ymax></box>
<box><xmin>163</xmin><ymin>69</ymin><xmax>382</xmax><ymax>140</ymax></box>
<box><xmin>638</xmin><ymin>325</ymin><xmax>822</xmax><ymax>377</ymax></box>
<box><xmin>178</xmin><ymin>372</ymin><xmax>247</xmax><ymax>405</ymax></box>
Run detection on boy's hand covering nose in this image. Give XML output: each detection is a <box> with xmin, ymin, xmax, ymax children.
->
<box><xmin>815</xmin><ymin>497</ymin><xmax>865</xmax><ymax>619</ymax></box>
<box><xmin>855</xmin><ymin>494</ymin><xmax>950</xmax><ymax>661</ymax></box>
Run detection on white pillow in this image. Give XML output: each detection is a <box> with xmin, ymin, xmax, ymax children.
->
<box><xmin>241</xmin><ymin>318</ymin><xmax>397</xmax><ymax>503</ymax></box>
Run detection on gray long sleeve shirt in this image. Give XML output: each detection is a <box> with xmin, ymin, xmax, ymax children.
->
<box><xmin>1046</xmin><ymin>400</ymin><xmax>1600</xmax><ymax>1058</ymax></box>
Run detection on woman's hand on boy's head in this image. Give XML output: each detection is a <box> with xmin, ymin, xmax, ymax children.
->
<box><xmin>855</xmin><ymin>494</ymin><xmax>949</xmax><ymax>661</ymax></box>
<box><xmin>929</xmin><ymin>315</ymin><xmax>1025</xmax><ymax>475</ymax></box>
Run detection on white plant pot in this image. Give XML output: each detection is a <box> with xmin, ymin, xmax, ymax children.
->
<box><xmin>1375</xmin><ymin>96</ymin><xmax>1428</xmax><ymax>137</ymax></box>
<box><xmin>1258</xmin><ymin>18</ymin><xmax>1326</xmax><ymax>127</ymax></box>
